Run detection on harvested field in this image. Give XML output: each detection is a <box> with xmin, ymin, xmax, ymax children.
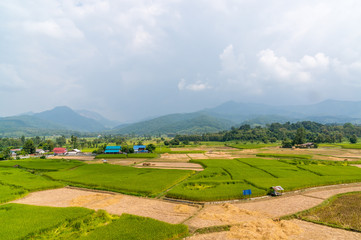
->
<box><xmin>186</xmin><ymin>183</ymin><xmax>361</xmax><ymax>229</ymax></box>
<box><xmin>205</xmin><ymin>152</ymin><xmax>236</xmax><ymax>159</ymax></box>
<box><xmin>160</xmin><ymin>153</ymin><xmax>191</xmax><ymax>162</ymax></box>
<box><xmin>188</xmin><ymin>154</ymin><xmax>209</xmax><ymax>159</ymax></box>
<box><xmin>12</xmin><ymin>188</ymin><xmax>200</xmax><ymax>224</ymax></box>
<box><xmin>188</xmin><ymin>219</ymin><xmax>361</xmax><ymax>240</ymax></box>
<box><xmin>135</xmin><ymin>162</ymin><xmax>204</xmax><ymax>171</ymax></box>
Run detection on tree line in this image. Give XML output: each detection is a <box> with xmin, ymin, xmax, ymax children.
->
<box><xmin>174</xmin><ymin>121</ymin><xmax>360</xmax><ymax>144</ymax></box>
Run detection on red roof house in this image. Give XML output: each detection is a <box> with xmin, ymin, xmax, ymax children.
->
<box><xmin>53</xmin><ymin>148</ymin><xmax>67</xmax><ymax>155</ymax></box>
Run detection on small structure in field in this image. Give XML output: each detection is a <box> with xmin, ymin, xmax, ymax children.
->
<box><xmin>133</xmin><ymin>145</ymin><xmax>148</xmax><ymax>153</ymax></box>
<box><xmin>104</xmin><ymin>146</ymin><xmax>122</xmax><ymax>154</ymax></box>
<box><xmin>36</xmin><ymin>149</ymin><xmax>45</xmax><ymax>155</ymax></box>
<box><xmin>67</xmin><ymin>149</ymin><xmax>81</xmax><ymax>155</ymax></box>
<box><xmin>270</xmin><ymin>186</ymin><xmax>284</xmax><ymax>196</ymax></box>
<box><xmin>53</xmin><ymin>147</ymin><xmax>67</xmax><ymax>155</ymax></box>
<box><xmin>296</xmin><ymin>142</ymin><xmax>316</xmax><ymax>148</ymax></box>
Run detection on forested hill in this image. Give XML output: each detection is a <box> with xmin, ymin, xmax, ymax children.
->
<box><xmin>175</xmin><ymin>121</ymin><xmax>361</xmax><ymax>143</ymax></box>
<box><xmin>112</xmin><ymin>113</ymin><xmax>234</xmax><ymax>135</ymax></box>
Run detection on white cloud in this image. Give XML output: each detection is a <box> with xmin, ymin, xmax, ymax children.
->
<box><xmin>219</xmin><ymin>44</ymin><xmax>244</xmax><ymax>77</ymax></box>
<box><xmin>0</xmin><ymin>64</ymin><xmax>26</xmax><ymax>91</ymax></box>
<box><xmin>178</xmin><ymin>79</ymin><xmax>211</xmax><ymax>91</ymax></box>
<box><xmin>257</xmin><ymin>49</ymin><xmax>334</xmax><ymax>83</ymax></box>
<box><xmin>23</xmin><ymin>19</ymin><xmax>84</xmax><ymax>39</ymax></box>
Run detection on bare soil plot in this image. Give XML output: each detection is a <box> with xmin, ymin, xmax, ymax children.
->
<box><xmin>204</xmin><ymin>152</ymin><xmax>236</xmax><ymax>159</ymax></box>
<box><xmin>159</xmin><ymin>153</ymin><xmax>191</xmax><ymax>162</ymax></box>
<box><xmin>188</xmin><ymin>154</ymin><xmax>209</xmax><ymax>159</ymax></box>
<box><xmin>12</xmin><ymin>188</ymin><xmax>199</xmax><ymax>224</ymax></box>
<box><xmin>134</xmin><ymin>162</ymin><xmax>203</xmax><ymax>171</ymax></box>
<box><xmin>188</xmin><ymin>219</ymin><xmax>361</xmax><ymax>240</ymax></box>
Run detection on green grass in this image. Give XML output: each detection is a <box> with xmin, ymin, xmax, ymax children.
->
<box><xmin>0</xmin><ymin>158</ymin><xmax>84</xmax><ymax>171</ymax></box>
<box><xmin>168</xmin><ymin>150</ymin><xmax>206</xmax><ymax>154</ymax></box>
<box><xmin>127</xmin><ymin>153</ymin><xmax>158</xmax><ymax>158</ymax></box>
<box><xmin>29</xmin><ymin>210</ymin><xmax>116</xmax><ymax>239</ymax></box>
<box><xmin>256</xmin><ymin>153</ymin><xmax>312</xmax><ymax>159</ymax></box>
<box><xmin>0</xmin><ymin>203</ymin><xmax>93</xmax><ymax>240</ymax></box>
<box><xmin>81</xmin><ymin>148</ymin><xmax>97</xmax><ymax>153</ymax></box>
<box><xmin>45</xmin><ymin>164</ymin><xmax>193</xmax><ymax>196</ymax></box>
<box><xmin>166</xmin><ymin>158</ymin><xmax>361</xmax><ymax>201</ymax></box>
<box><xmin>0</xmin><ymin>184</ymin><xmax>27</xmax><ymax>203</ymax></box>
<box><xmin>154</xmin><ymin>147</ymin><xmax>171</xmax><ymax>154</ymax></box>
<box><xmin>82</xmin><ymin>214</ymin><xmax>188</xmax><ymax>240</ymax></box>
<box><xmin>0</xmin><ymin>167</ymin><xmax>64</xmax><ymax>191</ymax></box>
<box><xmin>94</xmin><ymin>154</ymin><xmax>127</xmax><ymax>159</ymax></box>
<box><xmin>95</xmin><ymin>153</ymin><xmax>158</xmax><ymax>159</ymax></box>
<box><xmin>226</xmin><ymin>143</ymin><xmax>277</xmax><ymax>149</ymax></box>
<box><xmin>336</xmin><ymin>143</ymin><xmax>361</xmax><ymax>149</ymax></box>
<box><xmin>295</xmin><ymin>192</ymin><xmax>361</xmax><ymax>232</ymax></box>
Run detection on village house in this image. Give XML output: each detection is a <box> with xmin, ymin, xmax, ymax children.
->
<box><xmin>36</xmin><ymin>149</ymin><xmax>45</xmax><ymax>155</ymax></box>
<box><xmin>53</xmin><ymin>147</ymin><xmax>67</xmax><ymax>155</ymax></box>
<box><xmin>133</xmin><ymin>145</ymin><xmax>148</xmax><ymax>153</ymax></box>
<box><xmin>67</xmin><ymin>149</ymin><xmax>81</xmax><ymax>156</ymax></box>
<box><xmin>104</xmin><ymin>146</ymin><xmax>122</xmax><ymax>154</ymax></box>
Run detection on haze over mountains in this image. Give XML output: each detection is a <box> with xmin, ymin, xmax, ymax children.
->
<box><xmin>1</xmin><ymin>100</ymin><xmax>361</xmax><ymax>137</ymax></box>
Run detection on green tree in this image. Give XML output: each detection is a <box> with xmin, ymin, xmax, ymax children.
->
<box><xmin>70</xmin><ymin>135</ymin><xmax>78</xmax><ymax>149</ymax></box>
<box><xmin>0</xmin><ymin>148</ymin><xmax>11</xmax><ymax>160</ymax></box>
<box><xmin>349</xmin><ymin>134</ymin><xmax>357</xmax><ymax>144</ymax></box>
<box><xmin>56</xmin><ymin>136</ymin><xmax>66</xmax><ymax>147</ymax></box>
<box><xmin>293</xmin><ymin>127</ymin><xmax>306</xmax><ymax>145</ymax></box>
<box><xmin>282</xmin><ymin>139</ymin><xmax>293</xmax><ymax>148</ymax></box>
<box><xmin>23</xmin><ymin>139</ymin><xmax>36</xmax><ymax>154</ymax></box>
<box><xmin>146</xmin><ymin>144</ymin><xmax>156</xmax><ymax>153</ymax></box>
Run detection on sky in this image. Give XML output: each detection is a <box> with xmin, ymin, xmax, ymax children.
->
<box><xmin>1</xmin><ymin>1</ymin><xmax>361</xmax><ymax>122</ymax></box>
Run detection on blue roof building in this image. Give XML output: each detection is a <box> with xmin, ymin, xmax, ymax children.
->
<box><xmin>133</xmin><ymin>145</ymin><xmax>148</xmax><ymax>153</ymax></box>
<box><xmin>104</xmin><ymin>146</ymin><xmax>122</xmax><ymax>154</ymax></box>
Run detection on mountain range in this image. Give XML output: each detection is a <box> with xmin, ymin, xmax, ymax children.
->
<box><xmin>1</xmin><ymin>99</ymin><xmax>361</xmax><ymax>137</ymax></box>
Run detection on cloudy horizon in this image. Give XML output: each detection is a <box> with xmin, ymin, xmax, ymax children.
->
<box><xmin>1</xmin><ymin>1</ymin><xmax>361</xmax><ymax>122</ymax></box>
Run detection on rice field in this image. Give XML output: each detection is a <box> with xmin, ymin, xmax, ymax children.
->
<box><xmin>297</xmin><ymin>192</ymin><xmax>361</xmax><ymax>231</ymax></box>
<box><xmin>45</xmin><ymin>164</ymin><xmax>193</xmax><ymax>196</ymax></box>
<box><xmin>166</xmin><ymin>158</ymin><xmax>361</xmax><ymax>201</ymax></box>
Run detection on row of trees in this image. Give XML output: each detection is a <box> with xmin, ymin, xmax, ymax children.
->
<box><xmin>175</xmin><ymin>121</ymin><xmax>361</xmax><ymax>144</ymax></box>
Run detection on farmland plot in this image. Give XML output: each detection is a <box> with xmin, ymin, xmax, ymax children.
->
<box><xmin>46</xmin><ymin>164</ymin><xmax>193</xmax><ymax>196</ymax></box>
<box><xmin>167</xmin><ymin>158</ymin><xmax>361</xmax><ymax>201</ymax></box>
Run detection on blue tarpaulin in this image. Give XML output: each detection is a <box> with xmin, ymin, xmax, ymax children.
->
<box><xmin>243</xmin><ymin>189</ymin><xmax>252</xmax><ymax>196</ymax></box>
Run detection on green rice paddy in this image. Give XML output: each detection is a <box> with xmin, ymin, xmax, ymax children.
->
<box><xmin>45</xmin><ymin>164</ymin><xmax>193</xmax><ymax>196</ymax></box>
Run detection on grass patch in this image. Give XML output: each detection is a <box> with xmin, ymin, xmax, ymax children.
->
<box><xmin>95</xmin><ymin>153</ymin><xmax>158</xmax><ymax>159</ymax></box>
<box><xmin>296</xmin><ymin>192</ymin><xmax>361</xmax><ymax>232</ymax></box>
<box><xmin>193</xmin><ymin>224</ymin><xmax>231</xmax><ymax>234</ymax></box>
<box><xmin>167</xmin><ymin>158</ymin><xmax>361</xmax><ymax>201</ymax></box>
<box><xmin>0</xmin><ymin>184</ymin><xmax>27</xmax><ymax>203</ymax></box>
<box><xmin>256</xmin><ymin>153</ymin><xmax>312</xmax><ymax>159</ymax></box>
<box><xmin>45</xmin><ymin>164</ymin><xmax>193</xmax><ymax>197</ymax></box>
<box><xmin>0</xmin><ymin>158</ymin><xmax>85</xmax><ymax>171</ymax></box>
<box><xmin>226</xmin><ymin>143</ymin><xmax>277</xmax><ymax>149</ymax></box>
<box><xmin>168</xmin><ymin>150</ymin><xmax>206</xmax><ymax>154</ymax></box>
<box><xmin>94</xmin><ymin>154</ymin><xmax>127</xmax><ymax>159</ymax></box>
<box><xmin>336</xmin><ymin>143</ymin><xmax>361</xmax><ymax>149</ymax></box>
<box><xmin>0</xmin><ymin>203</ymin><xmax>93</xmax><ymax>240</ymax></box>
<box><xmin>82</xmin><ymin>213</ymin><xmax>188</xmax><ymax>240</ymax></box>
<box><xmin>127</xmin><ymin>153</ymin><xmax>158</xmax><ymax>158</ymax></box>
<box><xmin>0</xmin><ymin>167</ymin><xmax>64</xmax><ymax>191</ymax></box>
<box><xmin>29</xmin><ymin>209</ymin><xmax>116</xmax><ymax>239</ymax></box>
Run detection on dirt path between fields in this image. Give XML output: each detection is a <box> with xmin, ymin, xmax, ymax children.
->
<box><xmin>12</xmin><ymin>183</ymin><xmax>361</xmax><ymax>240</ymax></box>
